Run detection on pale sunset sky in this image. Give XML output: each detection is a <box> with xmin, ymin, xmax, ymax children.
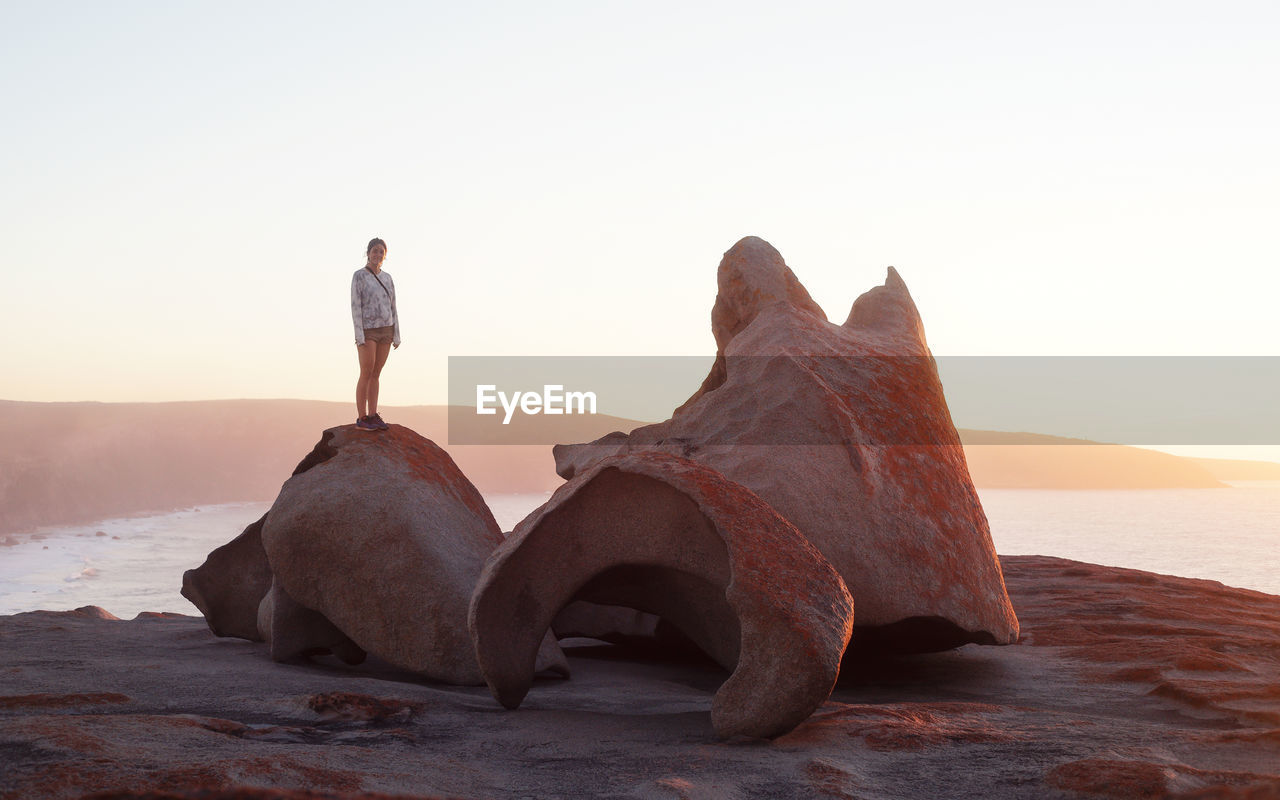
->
<box><xmin>2</xmin><ymin>2</ymin><xmax>1277</xmax><ymax>460</ymax></box>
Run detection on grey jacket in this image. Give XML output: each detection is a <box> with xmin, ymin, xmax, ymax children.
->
<box><xmin>351</xmin><ymin>267</ymin><xmax>400</xmax><ymax>346</ymax></box>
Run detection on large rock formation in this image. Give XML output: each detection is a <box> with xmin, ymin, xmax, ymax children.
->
<box><xmin>470</xmin><ymin>451</ymin><xmax>854</xmax><ymax>739</ymax></box>
<box><xmin>184</xmin><ymin>424</ymin><xmax>567</xmax><ymax>685</ymax></box>
<box><xmin>554</xmin><ymin>236</ymin><xmax>1019</xmax><ymax>654</ymax></box>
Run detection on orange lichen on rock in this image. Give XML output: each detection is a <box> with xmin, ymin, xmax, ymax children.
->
<box><xmin>305</xmin><ymin>692</ymin><xmax>422</xmax><ymax>723</ymax></box>
<box><xmin>779</xmin><ymin>701</ymin><xmax>1017</xmax><ymax>751</ymax></box>
<box><xmin>1004</xmin><ymin>556</ymin><xmax>1280</xmax><ymax>731</ymax></box>
<box><xmin>18</xmin><ymin>754</ymin><xmax>388</xmax><ymax>800</ymax></box>
<box><xmin>1045</xmin><ymin>759</ymin><xmax>1177</xmax><ymax>799</ymax></box>
<box><xmin>42</xmin><ymin>606</ymin><xmax>121</xmax><ymax>620</ymax></box>
<box><xmin>1044</xmin><ymin>758</ymin><xmax>1280</xmax><ymax>800</ymax></box>
<box><xmin>0</xmin><ymin>692</ymin><xmax>130</xmax><ymax>710</ymax></box>
<box><xmin>804</xmin><ymin>758</ymin><xmax>869</xmax><ymax>800</ymax></box>
<box><xmin>1175</xmin><ymin>651</ymin><xmax>1246</xmax><ymax>672</ymax></box>
<box><xmin>79</xmin><ymin>790</ymin><xmax>434</xmax><ymax>800</ymax></box>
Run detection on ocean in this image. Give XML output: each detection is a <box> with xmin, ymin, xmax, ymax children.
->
<box><xmin>1</xmin><ymin>485</ymin><xmax>1276</xmax><ymax>618</ymax></box>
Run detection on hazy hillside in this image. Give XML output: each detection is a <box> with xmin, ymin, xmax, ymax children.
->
<box><xmin>956</xmin><ymin>430</ymin><xmax>1231</xmax><ymax>489</ymax></box>
<box><xmin>0</xmin><ymin>400</ymin><xmax>632</xmax><ymax>535</ymax></box>
<box><xmin>1190</xmin><ymin>456</ymin><xmax>1280</xmax><ymax>480</ymax></box>
<box><xmin>3</xmin><ymin>400</ymin><xmax>1272</xmax><ymax>534</ymax></box>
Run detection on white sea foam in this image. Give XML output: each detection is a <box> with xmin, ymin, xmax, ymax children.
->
<box><xmin>0</xmin><ymin>502</ymin><xmax>272</xmax><ymax>619</ymax></box>
<box><xmin>0</xmin><ymin>484</ymin><xmax>1275</xmax><ymax>619</ymax></box>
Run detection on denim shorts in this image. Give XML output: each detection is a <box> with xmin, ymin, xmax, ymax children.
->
<box><xmin>362</xmin><ymin>326</ymin><xmax>394</xmax><ymax>344</ymax></box>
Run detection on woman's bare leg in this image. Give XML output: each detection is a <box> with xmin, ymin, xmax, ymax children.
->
<box><xmin>356</xmin><ymin>342</ymin><xmax>377</xmax><ymax>418</ymax></box>
<box><xmin>367</xmin><ymin>340</ymin><xmax>393</xmax><ymax>415</ymax></box>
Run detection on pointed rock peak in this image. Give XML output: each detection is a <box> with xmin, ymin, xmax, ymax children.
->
<box><xmin>842</xmin><ymin>266</ymin><xmax>927</xmax><ymax>346</ymax></box>
<box><xmin>885</xmin><ymin>265</ymin><xmax>907</xmax><ymax>291</ymax></box>
<box><xmin>712</xmin><ymin>237</ymin><xmax>827</xmax><ymax>352</ymax></box>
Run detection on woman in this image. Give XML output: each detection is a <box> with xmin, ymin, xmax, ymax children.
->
<box><xmin>351</xmin><ymin>237</ymin><xmax>400</xmax><ymax>431</ymax></box>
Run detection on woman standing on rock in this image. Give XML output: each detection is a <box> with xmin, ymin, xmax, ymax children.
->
<box><xmin>351</xmin><ymin>237</ymin><xmax>400</xmax><ymax>431</ymax></box>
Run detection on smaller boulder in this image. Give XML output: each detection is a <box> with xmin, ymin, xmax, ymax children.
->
<box><xmin>260</xmin><ymin>424</ymin><xmax>568</xmax><ymax>685</ymax></box>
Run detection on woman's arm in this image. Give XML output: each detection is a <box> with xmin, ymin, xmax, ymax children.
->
<box><xmin>351</xmin><ymin>272</ymin><xmax>366</xmax><ymax>346</ymax></box>
<box><xmin>390</xmin><ymin>274</ymin><xmax>401</xmax><ymax>348</ymax></box>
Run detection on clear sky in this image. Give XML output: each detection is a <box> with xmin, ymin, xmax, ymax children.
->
<box><xmin>2</xmin><ymin>2</ymin><xmax>1277</xmax><ymax>458</ymax></box>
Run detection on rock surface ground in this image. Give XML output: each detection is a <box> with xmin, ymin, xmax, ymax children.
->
<box><xmin>2</xmin><ymin>557</ymin><xmax>1277</xmax><ymax>799</ymax></box>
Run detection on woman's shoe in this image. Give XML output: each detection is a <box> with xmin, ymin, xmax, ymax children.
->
<box><xmin>368</xmin><ymin>412</ymin><xmax>390</xmax><ymax>431</ymax></box>
<box><xmin>355</xmin><ymin>416</ymin><xmax>379</xmax><ymax>431</ymax></box>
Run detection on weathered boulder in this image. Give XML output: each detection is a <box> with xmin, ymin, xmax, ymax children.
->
<box><xmin>470</xmin><ymin>451</ymin><xmax>854</xmax><ymax>739</ymax></box>
<box><xmin>259</xmin><ymin>424</ymin><xmax>568</xmax><ymax>685</ymax></box>
<box><xmin>554</xmin><ymin>236</ymin><xmax>1019</xmax><ymax>654</ymax></box>
<box><xmin>180</xmin><ymin>514</ymin><xmax>271</xmax><ymax>642</ymax></box>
